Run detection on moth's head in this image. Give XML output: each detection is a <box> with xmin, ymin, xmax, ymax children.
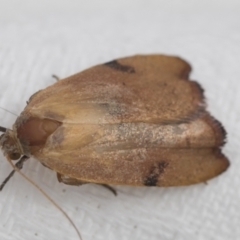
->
<box><xmin>0</xmin><ymin>127</ymin><xmax>22</xmax><ymax>160</ymax></box>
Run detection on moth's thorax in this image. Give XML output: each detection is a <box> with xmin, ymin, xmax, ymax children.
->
<box><xmin>0</xmin><ymin>129</ymin><xmax>23</xmax><ymax>160</ymax></box>
<box><xmin>14</xmin><ymin>114</ymin><xmax>62</xmax><ymax>155</ymax></box>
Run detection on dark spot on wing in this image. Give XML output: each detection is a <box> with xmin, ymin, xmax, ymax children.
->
<box><xmin>104</xmin><ymin>60</ymin><xmax>135</xmax><ymax>73</ymax></box>
<box><xmin>144</xmin><ymin>161</ymin><xmax>169</xmax><ymax>186</ymax></box>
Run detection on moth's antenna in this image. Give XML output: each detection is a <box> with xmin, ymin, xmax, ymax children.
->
<box><xmin>6</xmin><ymin>156</ymin><xmax>83</xmax><ymax>240</ymax></box>
<box><xmin>0</xmin><ymin>107</ymin><xmax>18</xmax><ymax>117</ymax></box>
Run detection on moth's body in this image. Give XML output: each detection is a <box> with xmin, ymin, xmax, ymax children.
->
<box><xmin>0</xmin><ymin>55</ymin><xmax>229</xmax><ymax>187</ymax></box>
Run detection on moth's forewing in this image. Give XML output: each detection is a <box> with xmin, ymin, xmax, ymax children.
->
<box><xmin>22</xmin><ymin>55</ymin><xmax>202</xmax><ymax>124</ymax></box>
<box><xmin>15</xmin><ymin>55</ymin><xmax>229</xmax><ymax>186</ymax></box>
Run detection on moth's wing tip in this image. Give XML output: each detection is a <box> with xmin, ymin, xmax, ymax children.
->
<box><xmin>214</xmin><ymin>119</ymin><xmax>228</xmax><ymax>147</ymax></box>
<box><xmin>173</xmin><ymin>55</ymin><xmax>192</xmax><ymax>78</ymax></box>
<box><xmin>204</xmin><ymin>113</ymin><xmax>228</xmax><ymax>147</ymax></box>
<box><xmin>105</xmin><ymin>54</ymin><xmax>193</xmax><ymax>78</ymax></box>
<box><xmin>184</xmin><ymin>79</ymin><xmax>228</xmax><ymax>147</ymax></box>
<box><xmin>214</xmin><ymin>148</ymin><xmax>230</xmax><ymax>175</ymax></box>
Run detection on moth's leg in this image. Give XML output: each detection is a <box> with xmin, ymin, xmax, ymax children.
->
<box><xmin>57</xmin><ymin>173</ymin><xmax>88</xmax><ymax>185</ymax></box>
<box><xmin>99</xmin><ymin>184</ymin><xmax>117</xmax><ymax>196</ymax></box>
<box><xmin>27</xmin><ymin>90</ymin><xmax>42</xmax><ymax>104</ymax></box>
<box><xmin>0</xmin><ymin>155</ymin><xmax>29</xmax><ymax>191</ymax></box>
<box><xmin>57</xmin><ymin>173</ymin><xmax>117</xmax><ymax>196</ymax></box>
<box><xmin>41</xmin><ymin>162</ymin><xmax>51</xmax><ymax>170</ymax></box>
<box><xmin>52</xmin><ymin>75</ymin><xmax>60</xmax><ymax>81</ymax></box>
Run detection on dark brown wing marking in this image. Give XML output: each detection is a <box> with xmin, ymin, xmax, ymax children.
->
<box><xmin>144</xmin><ymin>161</ymin><xmax>169</xmax><ymax>186</ymax></box>
<box><xmin>104</xmin><ymin>60</ymin><xmax>135</xmax><ymax>73</ymax></box>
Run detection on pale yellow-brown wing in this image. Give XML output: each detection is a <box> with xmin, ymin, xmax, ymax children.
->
<box><xmin>16</xmin><ymin>54</ymin><xmax>229</xmax><ymax>186</ymax></box>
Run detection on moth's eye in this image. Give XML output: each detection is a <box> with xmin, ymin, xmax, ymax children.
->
<box><xmin>9</xmin><ymin>152</ymin><xmax>21</xmax><ymax>160</ymax></box>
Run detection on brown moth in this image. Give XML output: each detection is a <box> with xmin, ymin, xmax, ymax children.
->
<box><xmin>0</xmin><ymin>54</ymin><xmax>229</xmax><ymax>189</ymax></box>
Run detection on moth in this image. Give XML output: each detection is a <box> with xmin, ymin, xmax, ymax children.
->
<box><xmin>0</xmin><ymin>54</ymin><xmax>229</xmax><ymax>189</ymax></box>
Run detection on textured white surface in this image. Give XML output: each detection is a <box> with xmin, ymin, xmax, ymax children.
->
<box><xmin>0</xmin><ymin>1</ymin><xmax>239</xmax><ymax>240</ymax></box>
